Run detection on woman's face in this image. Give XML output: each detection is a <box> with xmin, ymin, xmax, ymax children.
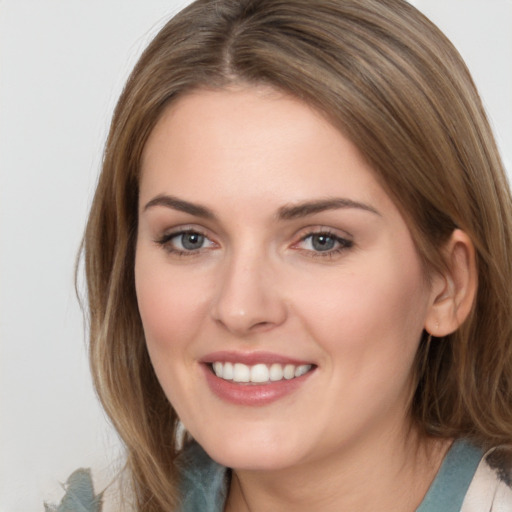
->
<box><xmin>135</xmin><ymin>86</ymin><xmax>438</xmax><ymax>471</ymax></box>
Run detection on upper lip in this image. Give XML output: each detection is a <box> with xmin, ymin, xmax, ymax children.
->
<box><xmin>200</xmin><ymin>350</ymin><xmax>315</xmax><ymax>366</ymax></box>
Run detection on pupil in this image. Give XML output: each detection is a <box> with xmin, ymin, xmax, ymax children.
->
<box><xmin>182</xmin><ymin>233</ymin><xmax>204</xmax><ymax>250</ymax></box>
<box><xmin>312</xmin><ymin>234</ymin><xmax>335</xmax><ymax>251</ymax></box>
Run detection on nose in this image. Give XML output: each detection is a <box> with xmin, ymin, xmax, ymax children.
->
<box><xmin>210</xmin><ymin>251</ymin><xmax>288</xmax><ymax>336</ymax></box>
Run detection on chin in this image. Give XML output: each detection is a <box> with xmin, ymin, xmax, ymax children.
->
<box><xmin>196</xmin><ymin>427</ymin><xmax>306</xmax><ymax>471</ymax></box>
<box><xmin>209</xmin><ymin>446</ymin><xmax>300</xmax><ymax>472</ymax></box>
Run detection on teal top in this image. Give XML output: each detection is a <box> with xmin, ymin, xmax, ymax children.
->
<box><xmin>47</xmin><ymin>438</ymin><xmax>512</xmax><ymax>511</ymax></box>
<box><xmin>176</xmin><ymin>439</ymin><xmax>489</xmax><ymax>512</ymax></box>
<box><xmin>416</xmin><ymin>440</ymin><xmax>483</xmax><ymax>511</ymax></box>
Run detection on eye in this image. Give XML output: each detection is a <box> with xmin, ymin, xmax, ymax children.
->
<box><xmin>156</xmin><ymin>229</ymin><xmax>216</xmax><ymax>255</ymax></box>
<box><xmin>307</xmin><ymin>233</ymin><xmax>337</xmax><ymax>251</ymax></box>
<box><xmin>175</xmin><ymin>232</ymin><xmax>207</xmax><ymax>250</ymax></box>
<box><xmin>295</xmin><ymin>231</ymin><xmax>353</xmax><ymax>255</ymax></box>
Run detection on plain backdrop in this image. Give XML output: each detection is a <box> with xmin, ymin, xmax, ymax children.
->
<box><xmin>0</xmin><ymin>1</ymin><xmax>511</xmax><ymax>511</ymax></box>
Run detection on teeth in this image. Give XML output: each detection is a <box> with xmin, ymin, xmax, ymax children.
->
<box><xmin>295</xmin><ymin>364</ymin><xmax>310</xmax><ymax>377</ymax></box>
<box><xmin>283</xmin><ymin>364</ymin><xmax>295</xmax><ymax>380</ymax></box>
<box><xmin>223</xmin><ymin>361</ymin><xmax>233</xmax><ymax>380</ymax></box>
<box><xmin>212</xmin><ymin>362</ymin><xmax>313</xmax><ymax>383</ymax></box>
<box><xmin>213</xmin><ymin>362</ymin><xmax>222</xmax><ymax>376</ymax></box>
<box><xmin>233</xmin><ymin>363</ymin><xmax>250</xmax><ymax>382</ymax></box>
<box><xmin>269</xmin><ymin>363</ymin><xmax>283</xmax><ymax>381</ymax></box>
<box><xmin>250</xmin><ymin>364</ymin><xmax>269</xmax><ymax>383</ymax></box>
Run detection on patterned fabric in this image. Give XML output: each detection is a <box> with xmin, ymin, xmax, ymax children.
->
<box><xmin>461</xmin><ymin>446</ymin><xmax>512</xmax><ymax>511</ymax></box>
<box><xmin>177</xmin><ymin>440</ymin><xmax>512</xmax><ymax>512</ymax></box>
<box><xmin>46</xmin><ymin>440</ymin><xmax>512</xmax><ymax>511</ymax></box>
<box><xmin>417</xmin><ymin>440</ymin><xmax>484</xmax><ymax>511</ymax></box>
<box><xmin>44</xmin><ymin>469</ymin><xmax>103</xmax><ymax>512</ymax></box>
<box><xmin>176</xmin><ymin>442</ymin><xmax>228</xmax><ymax>512</ymax></box>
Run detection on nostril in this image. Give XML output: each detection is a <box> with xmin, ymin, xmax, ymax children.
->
<box><xmin>213</xmin><ymin>317</ymin><xmax>274</xmax><ymax>334</ymax></box>
<box><xmin>251</xmin><ymin>321</ymin><xmax>274</xmax><ymax>332</ymax></box>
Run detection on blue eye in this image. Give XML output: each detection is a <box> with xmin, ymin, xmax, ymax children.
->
<box><xmin>156</xmin><ymin>230</ymin><xmax>215</xmax><ymax>254</ymax></box>
<box><xmin>298</xmin><ymin>232</ymin><xmax>353</xmax><ymax>255</ymax></box>
<box><xmin>310</xmin><ymin>234</ymin><xmax>337</xmax><ymax>251</ymax></box>
<box><xmin>177</xmin><ymin>232</ymin><xmax>206</xmax><ymax>250</ymax></box>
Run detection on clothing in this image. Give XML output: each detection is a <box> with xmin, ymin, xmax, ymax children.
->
<box><xmin>177</xmin><ymin>440</ymin><xmax>512</xmax><ymax>511</ymax></box>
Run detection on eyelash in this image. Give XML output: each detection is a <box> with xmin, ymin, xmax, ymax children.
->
<box><xmin>294</xmin><ymin>230</ymin><xmax>353</xmax><ymax>258</ymax></box>
<box><xmin>154</xmin><ymin>228</ymin><xmax>353</xmax><ymax>258</ymax></box>
<box><xmin>155</xmin><ymin>229</ymin><xmax>215</xmax><ymax>257</ymax></box>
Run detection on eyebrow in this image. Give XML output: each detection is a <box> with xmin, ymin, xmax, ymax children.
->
<box><xmin>143</xmin><ymin>195</ymin><xmax>215</xmax><ymax>218</ymax></box>
<box><xmin>277</xmin><ymin>198</ymin><xmax>380</xmax><ymax>219</ymax></box>
<box><xmin>143</xmin><ymin>194</ymin><xmax>380</xmax><ymax>219</ymax></box>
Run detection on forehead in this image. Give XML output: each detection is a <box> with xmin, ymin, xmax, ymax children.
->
<box><xmin>139</xmin><ymin>86</ymin><xmax>387</xmax><ymax>209</ymax></box>
<box><xmin>141</xmin><ymin>85</ymin><xmax>333</xmax><ymax>174</ymax></box>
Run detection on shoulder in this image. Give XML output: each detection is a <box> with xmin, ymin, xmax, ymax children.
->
<box><xmin>461</xmin><ymin>445</ymin><xmax>512</xmax><ymax>511</ymax></box>
<box><xmin>44</xmin><ymin>468</ymin><xmax>103</xmax><ymax>512</ymax></box>
<box><xmin>175</xmin><ymin>441</ymin><xmax>229</xmax><ymax>512</ymax></box>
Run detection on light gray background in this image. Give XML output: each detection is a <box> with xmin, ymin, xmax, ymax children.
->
<box><xmin>1</xmin><ymin>1</ymin><xmax>511</xmax><ymax>511</ymax></box>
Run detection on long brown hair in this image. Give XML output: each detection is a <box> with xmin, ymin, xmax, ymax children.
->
<box><xmin>82</xmin><ymin>0</ymin><xmax>512</xmax><ymax>509</ymax></box>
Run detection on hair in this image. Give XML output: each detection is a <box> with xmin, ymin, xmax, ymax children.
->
<box><xmin>82</xmin><ymin>0</ymin><xmax>512</xmax><ymax>510</ymax></box>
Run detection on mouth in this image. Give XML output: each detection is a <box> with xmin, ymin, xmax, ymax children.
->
<box><xmin>200</xmin><ymin>351</ymin><xmax>317</xmax><ymax>405</ymax></box>
<box><xmin>209</xmin><ymin>361</ymin><xmax>314</xmax><ymax>384</ymax></box>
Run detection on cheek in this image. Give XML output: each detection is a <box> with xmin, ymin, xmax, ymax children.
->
<box><xmin>291</xmin><ymin>249</ymin><xmax>429</xmax><ymax>372</ymax></box>
<box><xmin>134</xmin><ymin>250</ymin><xmax>216</xmax><ymax>415</ymax></box>
<box><xmin>134</xmin><ymin>251</ymin><xmax>211</xmax><ymax>356</ymax></box>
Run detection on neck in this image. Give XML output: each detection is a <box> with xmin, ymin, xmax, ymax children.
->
<box><xmin>224</xmin><ymin>428</ymin><xmax>451</xmax><ymax>512</ymax></box>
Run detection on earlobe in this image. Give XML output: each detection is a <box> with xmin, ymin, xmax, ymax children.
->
<box><xmin>424</xmin><ymin>229</ymin><xmax>477</xmax><ymax>337</ymax></box>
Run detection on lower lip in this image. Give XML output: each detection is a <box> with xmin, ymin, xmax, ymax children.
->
<box><xmin>202</xmin><ymin>364</ymin><xmax>314</xmax><ymax>406</ymax></box>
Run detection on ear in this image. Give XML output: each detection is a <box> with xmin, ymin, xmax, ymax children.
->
<box><xmin>424</xmin><ymin>229</ymin><xmax>477</xmax><ymax>337</ymax></box>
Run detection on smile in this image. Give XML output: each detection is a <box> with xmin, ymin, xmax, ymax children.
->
<box><xmin>211</xmin><ymin>362</ymin><xmax>313</xmax><ymax>383</ymax></box>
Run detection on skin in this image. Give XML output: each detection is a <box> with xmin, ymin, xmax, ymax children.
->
<box><xmin>135</xmin><ymin>86</ymin><xmax>470</xmax><ymax>511</ymax></box>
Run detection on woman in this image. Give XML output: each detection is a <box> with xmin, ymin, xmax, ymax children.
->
<box><xmin>82</xmin><ymin>0</ymin><xmax>512</xmax><ymax>510</ymax></box>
